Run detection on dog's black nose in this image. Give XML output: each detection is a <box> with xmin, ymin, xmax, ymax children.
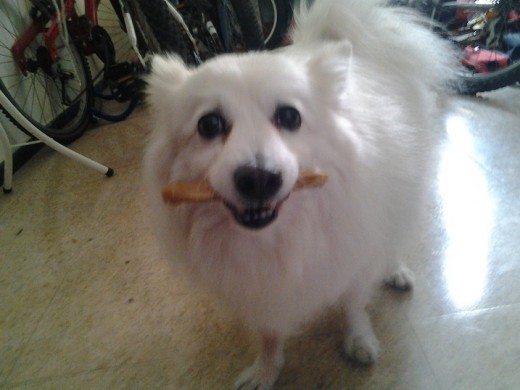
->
<box><xmin>234</xmin><ymin>166</ymin><xmax>282</xmax><ymax>203</ymax></box>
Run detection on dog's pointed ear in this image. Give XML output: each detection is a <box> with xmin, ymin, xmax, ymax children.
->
<box><xmin>308</xmin><ymin>41</ymin><xmax>352</xmax><ymax>100</ymax></box>
<box><xmin>146</xmin><ymin>55</ymin><xmax>191</xmax><ymax>106</ymax></box>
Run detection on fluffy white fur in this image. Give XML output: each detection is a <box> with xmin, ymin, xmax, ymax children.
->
<box><xmin>143</xmin><ymin>0</ymin><xmax>456</xmax><ymax>388</ymax></box>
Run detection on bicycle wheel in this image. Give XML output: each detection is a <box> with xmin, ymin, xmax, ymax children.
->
<box><xmin>98</xmin><ymin>0</ymin><xmax>135</xmax><ymax>64</ymax></box>
<box><xmin>103</xmin><ymin>0</ymin><xmax>162</xmax><ymax>63</ymax></box>
<box><xmin>258</xmin><ymin>0</ymin><xmax>293</xmax><ymax>49</ymax></box>
<box><xmin>133</xmin><ymin>0</ymin><xmax>195</xmax><ymax>63</ymax></box>
<box><xmin>457</xmin><ymin>59</ymin><xmax>520</xmax><ymax>94</ymax></box>
<box><xmin>0</xmin><ymin>0</ymin><xmax>93</xmax><ymax>144</ymax></box>
<box><xmin>440</xmin><ymin>0</ymin><xmax>520</xmax><ymax>94</ymax></box>
<box><xmin>228</xmin><ymin>0</ymin><xmax>266</xmax><ymax>50</ymax></box>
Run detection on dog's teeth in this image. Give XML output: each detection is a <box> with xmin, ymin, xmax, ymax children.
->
<box><xmin>238</xmin><ymin>206</ymin><xmax>276</xmax><ymax>227</ymax></box>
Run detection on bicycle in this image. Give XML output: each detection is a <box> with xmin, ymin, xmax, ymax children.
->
<box><xmin>405</xmin><ymin>0</ymin><xmax>520</xmax><ymax>94</ymax></box>
<box><xmin>0</xmin><ymin>0</ymin><xmax>158</xmax><ymax>144</ymax></box>
<box><xmin>234</xmin><ymin>0</ymin><xmax>293</xmax><ymax>50</ymax></box>
<box><xmin>441</xmin><ymin>0</ymin><xmax>520</xmax><ymax>93</ymax></box>
<box><xmin>0</xmin><ymin>0</ymin><xmax>290</xmax><ymax>145</ymax></box>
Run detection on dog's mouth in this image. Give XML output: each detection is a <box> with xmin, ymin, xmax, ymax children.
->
<box><xmin>161</xmin><ymin>170</ymin><xmax>327</xmax><ymax>229</ymax></box>
<box><xmin>223</xmin><ymin>200</ymin><xmax>285</xmax><ymax>230</ymax></box>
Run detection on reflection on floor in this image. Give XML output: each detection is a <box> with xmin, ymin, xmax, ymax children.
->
<box><xmin>1</xmin><ymin>88</ymin><xmax>519</xmax><ymax>389</ymax></box>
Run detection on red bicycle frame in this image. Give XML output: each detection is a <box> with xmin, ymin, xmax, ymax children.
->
<box><xmin>11</xmin><ymin>0</ymin><xmax>101</xmax><ymax>76</ymax></box>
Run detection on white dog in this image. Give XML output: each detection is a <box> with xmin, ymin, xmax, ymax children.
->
<box><xmin>143</xmin><ymin>0</ymin><xmax>455</xmax><ymax>388</ymax></box>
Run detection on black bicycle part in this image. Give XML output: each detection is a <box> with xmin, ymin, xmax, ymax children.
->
<box><xmin>91</xmin><ymin>25</ymin><xmax>116</xmax><ymax>67</ymax></box>
<box><xmin>90</xmin><ymin>0</ymin><xmax>153</xmax><ymax>121</ymax></box>
<box><xmin>259</xmin><ymin>0</ymin><xmax>293</xmax><ymax>49</ymax></box>
<box><xmin>133</xmin><ymin>0</ymin><xmax>196</xmax><ymax>63</ymax></box>
<box><xmin>228</xmin><ymin>0</ymin><xmax>265</xmax><ymax>50</ymax></box>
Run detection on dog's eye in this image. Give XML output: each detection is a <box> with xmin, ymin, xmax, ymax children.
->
<box><xmin>197</xmin><ymin>112</ymin><xmax>227</xmax><ymax>139</ymax></box>
<box><xmin>273</xmin><ymin>105</ymin><xmax>301</xmax><ymax>131</ymax></box>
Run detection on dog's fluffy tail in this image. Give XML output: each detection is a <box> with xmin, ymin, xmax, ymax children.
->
<box><xmin>291</xmin><ymin>0</ymin><xmax>459</xmax><ymax>91</ymax></box>
<box><xmin>292</xmin><ymin>0</ymin><xmax>384</xmax><ymax>46</ymax></box>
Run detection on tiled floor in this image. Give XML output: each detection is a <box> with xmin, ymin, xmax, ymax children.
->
<box><xmin>1</xmin><ymin>88</ymin><xmax>519</xmax><ymax>389</ymax></box>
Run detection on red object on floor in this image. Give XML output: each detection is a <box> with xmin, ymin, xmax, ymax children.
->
<box><xmin>462</xmin><ymin>46</ymin><xmax>510</xmax><ymax>73</ymax></box>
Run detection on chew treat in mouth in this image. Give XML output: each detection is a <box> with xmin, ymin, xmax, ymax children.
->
<box><xmin>162</xmin><ymin>170</ymin><xmax>328</xmax><ymax>205</ymax></box>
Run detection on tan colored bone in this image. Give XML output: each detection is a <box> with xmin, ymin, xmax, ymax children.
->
<box><xmin>162</xmin><ymin>170</ymin><xmax>328</xmax><ymax>205</ymax></box>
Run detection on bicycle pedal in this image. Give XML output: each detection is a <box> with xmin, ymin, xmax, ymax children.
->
<box><xmin>106</xmin><ymin>63</ymin><xmax>135</xmax><ymax>82</ymax></box>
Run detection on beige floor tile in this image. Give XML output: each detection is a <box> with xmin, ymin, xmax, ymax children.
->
<box><xmin>413</xmin><ymin>304</ymin><xmax>520</xmax><ymax>390</ymax></box>
<box><xmin>4</xmin><ymin>356</ymin><xmax>238</xmax><ymax>390</ymax></box>
<box><xmin>270</xmin><ymin>294</ymin><xmax>440</xmax><ymax>390</ymax></box>
<box><xmin>1</xmin><ymin>113</ymin><xmax>149</xmax><ymax>383</ymax></box>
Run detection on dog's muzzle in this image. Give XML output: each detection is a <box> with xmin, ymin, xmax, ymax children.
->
<box><xmin>226</xmin><ymin>166</ymin><xmax>284</xmax><ymax>229</ymax></box>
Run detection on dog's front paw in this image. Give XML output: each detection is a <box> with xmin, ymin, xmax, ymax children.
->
<box><xmin>236</xmin><ymin>333</ymin><xmax>284</xmax><ymax>390</ymax></box>
<box><xmin>344</xmin><ymin>333</ymin><xmax>380</xmax><ymax>365</ymax></box>
<box><xmin>234</xmin><ymin>362</ymin><xmax>279</xmax><ymax>390</ymax></box>
<box><xmin>384</xmin><ymin>264</ymin><xmax>415</xmax><ymax>291</ymax></box>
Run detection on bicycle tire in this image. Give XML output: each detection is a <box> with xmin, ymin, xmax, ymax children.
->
<box><xmin>105</xmin><ymin>0</ymin><xmax>162</xmax><ymax>61</ymax></box>
<box><xmin>457</xmin><ymin>60</ymin><xmax>520</xmax><ymax>94</ymax></box>
<box><xmin>0</xmin><ymin>0</ymin><xmax>93</xmax><ymax>144</ymax></box>
<box><xmin>228</xmin><ymin>0</ymin><xmax>266</xmax><ymax>50</ymax></box>
<box><xmin>133</xmin><ymin>0</ymin><xmax>195</xmax><ymax>63</ymax></box>
<box><xmin>100</xmin><ymin>0</ymin><xmax>139</xmax><ymax>63</ymax></box>
<box><xmin>259</xmin><ymin>0</ymin><xmax>293</xmax><ymax>49</ymax></box>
